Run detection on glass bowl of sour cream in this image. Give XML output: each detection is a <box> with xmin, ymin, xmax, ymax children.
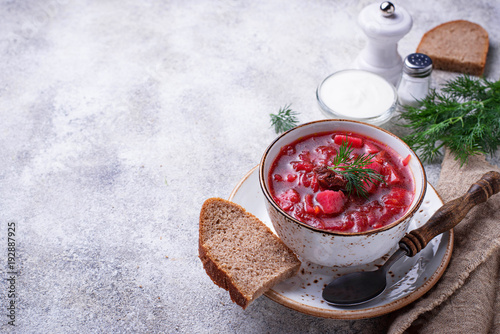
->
<box><xmin>316</xmin><ymin>69</ymin><xmax>397</xmax><ymax>126</ymax></box>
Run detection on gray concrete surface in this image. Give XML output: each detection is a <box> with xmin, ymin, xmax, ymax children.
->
<box><xmin>1</xmin><ymin>0</ymin><xmax>499</xmax><ymax>333</ymax></box>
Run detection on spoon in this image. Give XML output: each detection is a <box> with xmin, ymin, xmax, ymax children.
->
<box><xmin>322</xmin><ymin>170</ymin><xmax>500</xmax><ymax>306</ymax></box>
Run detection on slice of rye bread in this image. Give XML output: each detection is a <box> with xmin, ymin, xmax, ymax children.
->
<box><xmin>199</xmin><ymin>197</ymin><xmax>301</xmax><ymax>309</ymax></box>
<box><xmin>416</xmin><ymin>20</ymin><xmax>489</xmax><ymax>76</ymax></box>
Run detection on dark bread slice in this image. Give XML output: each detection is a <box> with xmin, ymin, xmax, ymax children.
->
<box><xmin>199</xmin><ymin>197</ymin><xmax>300</xmax><ymax>309</ymax></box>
<box><xmin>416</xmin><ymin>20</ymin><xmax>489</xmax><ymax>76</ymax></box>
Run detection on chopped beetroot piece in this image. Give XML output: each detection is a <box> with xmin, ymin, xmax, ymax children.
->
<box><xmin>378</xmin><ymin>208</ymin><xmax>395</xmax><ymax>224</ymax></box>
<box><xmin>388</xmin><ymin>187</ymin><xmax>410</xmax><ymax>204</ymax></box>
<box><xmin>299</xmin><ymin>173</ymin><xmax>312</xmax><ymax>187</ymax></box>
<box><xmin>362</xmin><ymin>184</ymin><xmax>376</xmax><ymax>197</ymax></box>
<box><xmin>286</xmin><ymin>173</ymin><xmax>297</xmax><ymax>182</ymax></box>
<box><xmin>371</xmin><ymin>221</ymin><xmax>385</xmax><ymax>229</ymax></box>
<box><xmin>374</xmin><ymin>150</ymin><xmax>387</xmax><ymax>164</ymax></box>
<box><xmin>359</xmin><ymin>200</ymin><xmax>383</xmax><ymax>213</ymax></box>
<box><xmin>342</xmin><ymin>219</ymin><xmax>355</xmax><ymax>231</ymax></box>
<box><xmin>315</xmin><ymin>190</ymin><xmax>346</xmax><ymax>214</ymax></box>
<box><xmin>366</xmin><ymin>162</ymin><xmax>382</xmax><ymax>173</ymax></box>
<box><xmin>365</xmin><ymin>205</ymin><xmax>384</xmax><ymax>227</ymax></box>
<box><xmin>280</xmin><ymin>189</ymin><xmax>300</xmax><ymax>202</ymax></box>
<box><xmin>281</xmin><ymin>145</ymin><xmax>296</xmax><ymax>156</ymax></box>
<box><xmin>291</xmin><ymin>161</ymin><xmax>314</xmax><ymax>172</ymax></box>
<box><xmin>377</xmin><ymin>188</ymin><xmax>412</xmax><ymax>221</ymax></box>
<box><xmin>365</xmin><ymin>142</ymin><xmax>380</xmax><ymax>154</ymax></box>
<box><xmin>298</xmin><ymin>151</ymin><xmax>312</xmax><ymax>162</ymax></box>
<box><xmin>345</xmin><ymin>211</ymin><xmax>368</xmax><ymax>233</ymax></box>
<box><xmin>295</xmin><ymin>208</ymin><xmax>326</xmax><ymax>229</ymax></box>
<box><xmin>315</xmin><ymin>145</ymin><xmax>337</xmax><ymax>160</ymax></box>
<box><xmin>381</xmin><ymin>188</ymin><xmax>411</xmax><ymax>213</ymax></box>
<box><xmin>383</xmin><ymin>164</ymin><xmax>402</xmax><ymax>185</ymax></box>
<box><xmin>323</xmin><ymin>219</ymin><xmax>353</xmax><ymax>232</ymax></box>
<box><xmin>276</xmin><ymin>189</ymin><xmax>300</xmax><ymax>210</ymax></box>
<box><xmin>386</xmin><ymin>204</ymin><xmax>405</xmax><ymax>215</ymax></box>
<box><xmin>304</xmin><ymin>216</ymin><xmax>325</xmax><ymax>229</ymax></box>
<box><xmin>310</xmin><ymin>174</ymin><xmax>320</xmax><ymax>192</ymax></box>
<box><xmin>333</xmin><ymin>134</ymin><xmax>364</xmax><ymax>148</ymax></box>
<box><xmin>304</xmin><ymin>194</ymin><xmax>315</xmax><ymax>214</ymax></box>
<box><xmin>402</xmin><ymin>154</ymin><xmax>411</xmax><ymax>166</ymax></box>
<box><xmin>362</xmin><ymin>162</ymin><xmax>383</xmax><ymax>194</ymax></box>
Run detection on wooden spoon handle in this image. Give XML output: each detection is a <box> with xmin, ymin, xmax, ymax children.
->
<box><xmin>400</xmin><ymin>171</ymin><xmax>500</xmax><ymax>257</ymax></box>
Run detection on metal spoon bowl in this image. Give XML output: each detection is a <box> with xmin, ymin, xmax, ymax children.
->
<box><xmin>323</xmin><ymin>247</ymin><xmax>407</xmax><ymax>306</ymax></box>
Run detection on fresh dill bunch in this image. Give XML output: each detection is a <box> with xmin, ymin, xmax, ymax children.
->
<box><xmin>270</xmin><ymin>104</ymin><xmax>299</xmax><ymax>134</ymax></box>
<box><xmin>329</xmin><ymin>141</ymin><xmax>385</xmax><ymax>198</ymax></box>
<box><xmin>399</xmin><ymin>75</ymin><xmax>500</xmax><ymax>166</ymax></box>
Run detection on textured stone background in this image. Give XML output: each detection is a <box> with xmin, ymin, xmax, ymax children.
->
<box><xmin>0</xmin><ymin>0</ymin><xmax>499</xmax><ymax>333</ymax></box>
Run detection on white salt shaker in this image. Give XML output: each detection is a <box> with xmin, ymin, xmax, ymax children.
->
<box><xmin>353</xmin><ymin>2</ymin><xmax>413</xmax><ymax>86</ymax></box>
<box><xmin>397</xmin><ymin>53</ymin><xmax>433</xmax><ymax>107</ymax></box>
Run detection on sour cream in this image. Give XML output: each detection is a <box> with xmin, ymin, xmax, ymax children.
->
<box><xmin>317</xmin><ymin>69</ymin><xmax>397</xmax><ymax>125</ymax></box>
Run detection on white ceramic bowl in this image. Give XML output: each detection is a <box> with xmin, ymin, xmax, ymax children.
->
<box><xmin>259</xmin><ymin>120</ymin><xmax>426</xmax><ymax>267</ymax></box>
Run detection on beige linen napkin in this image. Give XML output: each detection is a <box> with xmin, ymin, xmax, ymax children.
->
<box><xmin>386</xmin><ymin>149</ymin><xmax>500</xmax><ymax>333</ymax></box>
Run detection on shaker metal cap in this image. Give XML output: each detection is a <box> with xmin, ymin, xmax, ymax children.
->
<box><xmin>403</xmin><ymin>53</ymin><xmax>433</xmax><ymax>77</ymax></box>
<box><xmin>380</xmin><ymin>2</ymin><xmax>395</xmax><ymax>17</ymax></box>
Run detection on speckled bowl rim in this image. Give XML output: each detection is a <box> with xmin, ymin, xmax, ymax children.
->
<box><xmin>229</xmin><ymin>165</ymin><xmax>454</xmax><ymax>319</ymax></box>
<box><xmin>259</xmin><ymin>119</ymin><xmax>427</xmax><ymax>237</ymax></box>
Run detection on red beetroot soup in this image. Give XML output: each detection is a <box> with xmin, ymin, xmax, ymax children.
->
<box><xmin>268</xmin><ymin>131</ymin><xmax>415</xmax><ymax>233</ymax></box>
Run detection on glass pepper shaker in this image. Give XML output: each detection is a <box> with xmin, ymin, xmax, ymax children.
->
<box><xmin>397</xmin><ymin>53</ymin><xmax>433</xmax><ymax>107</ymax></box>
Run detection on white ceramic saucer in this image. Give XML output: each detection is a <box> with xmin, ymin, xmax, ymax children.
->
<box><xmin>229</xmin><ymin>166</ymin><xmax>453</xmax><ymax>319</ymax></box>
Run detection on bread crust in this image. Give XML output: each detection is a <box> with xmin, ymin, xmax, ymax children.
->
<box><xmin>198</xmin><ymin>197</ymin><xmax>300</xmax><ymax>309</ymax></box>
<box><xmin>416</xmin><ymin>20</ymin><xmax>489</xmax><ymax>76</ymax></box>
<box><xmin>198</xmin><ymin>237</ymin><xmax>250</xmax><ymax>308</ymax></box>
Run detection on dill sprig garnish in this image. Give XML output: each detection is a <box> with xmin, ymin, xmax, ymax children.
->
<box><xmin>270</xmin><ymin>104</ymin><xmax>299</xmax><ymax>134</ymax></box>
<box><xmin>399</xmin><ymin>75</ymin><xmax>500</xmax><ymax>166</ymax></box>
<box><xmin>328</xmin><ymin>141</ymin><xmax>386</xmax><ymax>198</ymax></box>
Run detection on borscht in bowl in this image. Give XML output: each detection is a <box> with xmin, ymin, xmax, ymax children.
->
<box><xmin>269</xmin><ymin>131</ymin><xmax>413</xmax><ymax>233</ymax></box>
<box><xmin>259</xmin><ymin>120</ymin><xmax>426</xmax><ymax>267</ymax></box>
